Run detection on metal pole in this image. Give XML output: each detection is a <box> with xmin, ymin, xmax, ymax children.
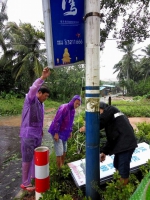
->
<box><xmin>85</xmin><ymin>0</ymin><xmax>100</xmax><ymax>199</ymax></box>
<box><xmin>108</xmin><ymin>96</ymin><xmax>111</xmax><ymax>105</ymax></box>
<box><xmin>42</xmin><ymin>0</ymin><xmax>54</xmax><ymax>69</ymax></box>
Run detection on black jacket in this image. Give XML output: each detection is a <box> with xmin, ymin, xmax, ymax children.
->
<box><xmin>100</xmin><ymin>105</ymin><xmax>137</xmax><ymax>155</ymax></box>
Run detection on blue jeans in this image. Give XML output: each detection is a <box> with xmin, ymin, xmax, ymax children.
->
<box><xmin>113</xmin><ymin>148</ymin><xmax>135</xmax><ymax>178</ymax></box>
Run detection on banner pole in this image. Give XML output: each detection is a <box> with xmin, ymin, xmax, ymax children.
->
<box><xmin>85</xmin><ymin>0</ymin><xmax>100</xmax><ymax>199</ymax></box>
<box><xmin>42</xmin><ymin>0</ymin><xmax>54</xmax><ymax>69</ymax></box>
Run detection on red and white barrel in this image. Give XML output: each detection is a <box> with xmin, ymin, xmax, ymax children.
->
<box><xmin>34</xmin><ymin>146</ymin><xmax>50</xmax><ymax>200</ymax></box>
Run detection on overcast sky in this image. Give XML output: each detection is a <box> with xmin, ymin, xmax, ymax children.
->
<box><xmin>6</xmin><ymin>0</ymin><xmax>150</xmax><ymax>81</ymax></box>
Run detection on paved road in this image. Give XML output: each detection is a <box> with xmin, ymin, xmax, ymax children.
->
<box><xmin>0</xmin><ymin>126</ymin><xmax>53</xmax><ymax>200</ymax></box>
<box><xmin>0</xmin><ymin>126</ymin><xmax>21</xmax><ymax>200</ymax></box>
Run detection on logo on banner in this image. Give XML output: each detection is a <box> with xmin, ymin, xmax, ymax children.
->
<box><xmin>62</xmin><ymin>0</ymin><xmax>77</xmax><ymax>16</ymax></box>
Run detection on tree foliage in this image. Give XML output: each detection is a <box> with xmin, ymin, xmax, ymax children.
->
<box><xmin>46</xmin><ymin>64</ymin><xmax>85</xmax><ymax>102</ymax></box>
<box><xmin>126</xmin><ymin>78</ymin><xmax>150</xmax><ymax>96</ymax></box>
<box><xmin>100</xmin><ymin>0</ymin><xmax>150</xmax><ymax>48</ymax></box>
<box><xmin>113</xmin><ymin>42</ymin><xmax>150</xmax><ymax>95</ymax></box>
<box><xmin>0</xmin><ymin>21</ymin><xmax>46</xmax><ymax>92</ymax></box>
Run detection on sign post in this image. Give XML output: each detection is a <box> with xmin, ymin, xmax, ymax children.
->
<box><xmin>42</xmin><ymin>0</ymin><xmax>54</xmax><ymax>68</ymax></box>
<box><xmin>42</xmin><ymin>1</ymin><xmax>101</xmax><ymax>199</ymax></box>
<box><xmin>84</xmin><ymin>0</ymin><xmax>100</xmax><ymax>199</ymax></box>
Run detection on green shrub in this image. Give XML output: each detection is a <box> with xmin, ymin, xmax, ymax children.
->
<box><xmin>0</xmin><ymin>96</ymin><xmax>62</xmax><ymax>116</ymax></box>
<box><xmin>135</xmin><ymin>122</ymin><xmax>150</xmax><ymax>143</ymax></box>
<box><xmin>102</xmin><ymin>172</ymin><xmax>136</xmax><ymax>200</ymax></box>
<box><xmin>112</xmin><ymin>99</ymin><xmax>150</xmax><ymax>117</ymax></box>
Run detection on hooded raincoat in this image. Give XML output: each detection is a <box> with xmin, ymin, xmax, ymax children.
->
<box><xmin>100</xmin><ymin>102</ymin><xmax>137</xmax><ymax>155</ymax></box>
<box><xmin>20</xmin><ymin>78</ymin><xmax>44</xmax><ymax>139</ymax></box>
<box><xmin>48</xmin><ymin>95</ymin><xmax>81</xmax><ymax>141</ymax></box>
<box><xmin>19</xmin><ymin>78</ymin><xmax>45</xmax><ymax>187</ymax></box>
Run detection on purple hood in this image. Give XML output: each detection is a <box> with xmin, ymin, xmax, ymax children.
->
<box><xmin>48</xmin><ymin>95</ymin><xmax>81</xmax><ymax>141</ymax></box>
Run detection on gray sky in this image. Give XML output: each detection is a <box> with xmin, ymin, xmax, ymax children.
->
<box><xmin>6</xmin><ymin>0</ymin><xmax>150</xmax><ymax>81</ymax></box>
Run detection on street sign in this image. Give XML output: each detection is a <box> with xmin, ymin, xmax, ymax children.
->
<box><xmin>68</xmin><ymin>142</ymin><xmax>150</xmax><ymax>187</ymax></box>
<box><xmin>49</xmin><ymin>0</ymin><xmax>85</xmax><ymax>67</ymax></box>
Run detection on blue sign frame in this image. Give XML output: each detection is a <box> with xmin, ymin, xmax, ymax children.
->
<box><xmin>50</xmin><ymin>0</ymin><xmax>85</xmax><ymax>67</ymax></box>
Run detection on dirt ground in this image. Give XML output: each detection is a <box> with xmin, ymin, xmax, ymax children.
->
<box><xmin>0</xmin><ymin>100</ymin><xmax>150</xmax><ymax>129</ymax></box>
<box><xmin>128</xmin><ymin>117</ymin><xmax>150</xmax><ymax>129</ymax></box>
<box><xmin>1</xmin><ymin>115</ymin><xmax>150</xmax><ymax>131</ymax></box>
<box><xmin>0</xmin><ymin>108</ymin><xmax>56</xmax><ymax>127</ymax></box>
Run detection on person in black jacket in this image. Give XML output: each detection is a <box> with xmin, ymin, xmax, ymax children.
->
<box><xmin>80</xmin><ymin>102</ymin><xmax>137</xmax><ymax>185</ymax></box>
<box><xmin>99</xmin><ymin>102</ymin><xmax>137</xmax><ymax>185</ymax></box>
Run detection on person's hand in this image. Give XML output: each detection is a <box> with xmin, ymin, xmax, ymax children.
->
<box><xmin>54</xmin><ymin>133</ymin><xmax>59</xmax><ymax>141</ymax></box>
<box><xmin>79</xmin><ymin>126</ymin><xmax>85</xmax><ymax>132</ymax></box>
<box><xmin>40</xmin><ymin>67</ymin><xmax>51</xmax><ymax>80</ymax></box>
<box><xmin>100</xmin><ymin>153</ymin><xmax>106</xmax><ymax>162</ymax></box>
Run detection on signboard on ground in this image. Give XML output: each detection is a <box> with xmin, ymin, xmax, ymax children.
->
<box><xmin>68</xmin><ymin>142</ymin><xmax>150</xmax><ymax>187</ymax></box>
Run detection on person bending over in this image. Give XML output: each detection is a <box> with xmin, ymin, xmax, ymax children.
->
<box><xmin>80</xmin><ymin>102</ymin><xmax>137</xmax><ymax>185</ymax></box>
<box><xmin>48</xmin><ymin>95</ymin><xmax>81</xmax><ymax>169</ymax></box>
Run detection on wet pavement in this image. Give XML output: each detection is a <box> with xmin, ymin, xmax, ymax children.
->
<box><xmin>0</xmin><ymin>126</ymin><xmax>21</xmax><ymax>200</ymax></box>
<box><xmin>0</xmin><ymin>126</ymin><xmax>53</xmax><ymax>200</ymax></box>
<box><xmin>0</xmin><ymin>112</ymin><xmax>54</xmax><ymax>200</ymax></box>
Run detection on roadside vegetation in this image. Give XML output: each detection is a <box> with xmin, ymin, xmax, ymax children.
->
<box><xmin>39</xmin><ymin>102</ymin><xmax>150</xmax><ymax>200</ymax></box>
<box><xmin>2</xmin><ymin>94</ymin><xmax>150</xmax><ymax>199</ymax></box>
<box><xmin>0</xmin><ymin>92</ymin><xmax>62</xmax><ymax>116</ymax></box>
<box><xmin>112</xmin><ymin>97</ymin><xmax>150</xmax><ymax>117</ymax></box>
<box><xmin>2</xmin><ymin>92</ymin><xmax>150</xmax><ymax>117</ymax></box>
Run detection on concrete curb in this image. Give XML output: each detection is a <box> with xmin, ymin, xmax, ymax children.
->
<box><xmin>14</xmin><ymin>189</ymin><xmax>24</xmax><ymax>199</ymax></box>
<box><xmin>14</xmin><ymin>189</ymin><xmax>36</xmax><ymax>199</ymax></box>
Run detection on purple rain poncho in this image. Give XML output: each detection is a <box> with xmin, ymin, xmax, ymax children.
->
<box><xmin>20</xmin><ymin>78</ymin><xmax>44</xmax><ymax>139</ymax></box>
<box><xmin>48</xmin><ymin>95</ymin><xmax>81</xmax><ymax>141</ymax></box>
<box><xmin>20</xmin><ymin>78</ymin><xmax>45</xmax><ymax>186</ymax></box>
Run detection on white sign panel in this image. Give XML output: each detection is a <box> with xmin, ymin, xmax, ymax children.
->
<box><xmin>68</xmin><ymin>142</ymin><xmax>150</xmax><ymax>187</ymax></box>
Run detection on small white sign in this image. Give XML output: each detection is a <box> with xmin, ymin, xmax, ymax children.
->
<box><xmin>68</xmin><ymin>142</ymin><xmax>150</xmax><ymax>187</ymax></box>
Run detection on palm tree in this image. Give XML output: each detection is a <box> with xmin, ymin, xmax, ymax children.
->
<box><xmin>119</xmin><ymin>43</ymin><xmax>139</xmax><ymax>82</ymax></box>
<box><xmin>0</xmin><ymin>0</ymin><xmax>8</xmax><ymax>28</ymax></box>
<box><xmin>0</xmin><ymin>0</ymin><xmax>15</xmax><ymax>92</ymax></box>
<box><xmin>139</xmin><ymin>44</ymin><xmax>150</xmax><ymax>81</ymax></box>
<box><xmin>4</xmin><ymin>22</ymin><xmax>46</xmax><ymax>91</ymax></box>
<box><xmin>113</xmin><ymin>43</ymin><xmax>140</xmax><ymax>94</ymax></box>
<box><xmin>0</xmin><ymin>0</ymin><xmax>8</xmax><ymax>55</ymax></box>
<box><xmin>113</xmin><ymin>60</ymin><xmax>126</xmax><ymax>80</ymax></box>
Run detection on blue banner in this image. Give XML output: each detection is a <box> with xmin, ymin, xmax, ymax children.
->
<box><xmin>50</xmin><ymin>0</ymin><xmax>85</xmax><ymax>67</ymax></box>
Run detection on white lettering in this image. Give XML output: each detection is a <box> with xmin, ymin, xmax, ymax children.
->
<box><xmin>62</xmin><ymin>0</ymin><xmax>66</xmax><ymax>10</ymax></box>
<box><xmin>62</xmin><ymin>0</ymin><xmax>77</xmax><ymax>16</ymax></box>
<box><xmin>64</xmin><ymin>39</ymin><xmax>82</xmax><ymax>45</ymax></box>
<box><xmin>57</xmin><ymin>40</ymin><xmax>63</xmax><ymax>45</ymax></box>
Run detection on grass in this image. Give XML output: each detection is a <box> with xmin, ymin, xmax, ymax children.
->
<box><xmin>0</xmin><ymin>97</ymin><xmax>62</xmax><ymax>116</ymax></box>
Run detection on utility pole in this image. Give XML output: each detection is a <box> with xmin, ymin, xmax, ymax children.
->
<box><xmin>85</xmin><ymin>0</ymin><xmax>100</xmax><ymax>199</ymax></box>
<box><xmin>42</xmin><ymin>0</ymin><xmax>54</xmax><ymax>69</ymax></box>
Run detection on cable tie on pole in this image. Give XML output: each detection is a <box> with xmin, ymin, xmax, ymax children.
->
<box><xmin>83</xmin><ymin>12</ymin><xmax>104</xmax><ymax>21</ymax></box>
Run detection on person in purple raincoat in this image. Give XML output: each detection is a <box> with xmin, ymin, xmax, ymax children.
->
<box><xmin>20</xmin><ymin>67</ymin><xmax>50</xmax><ymax>192</ymax></box>
<box><xmin>48</xmin><ymin>95</ymin><xmax>81</xmax><ymax>169</ymax></box>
